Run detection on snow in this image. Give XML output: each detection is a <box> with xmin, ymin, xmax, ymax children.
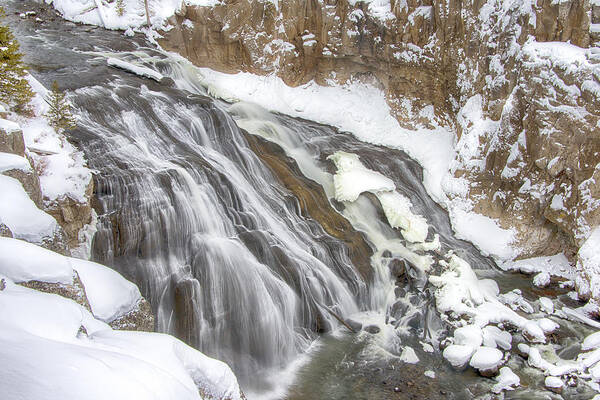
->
<box><xmin>0</xmin><ymin>237</ymin><xmax>72</xmax><ymax>284</ymax></box>
<box><xmin>545</xmin><ymin>376</ymin><xmax>563</xmax><ymax>389</ymax></box>
<box><xmin>469</xmin><ymin>346</ymin><xmax>503</xmax><ymax>371</ymax></box>
<box><xmin>424</xmin><ymin>370</ymin><xmax>435</xmax><ymax>378</ymax></box>
<box><xmin>0</xmin><ymin>252</ymin><xmax>242</xmax><ymax>400</ymax></box>
<box><xmin>107</xmin><ymin>57</ymin><xmax>164</xmax><ymax>82</ymax></box>
<box><xmin>454</xmin><ymin>325</ymin><xmax>483</xmax><ymax>348</ymax></box>
<box><xmin>0</xmin><ymin>279</ymin><xmax>242</xmax><ymax>400</ymax></box>
<box><xmin>327</xmin><ymin>151</ymin><xmax>429</xmax><ymax>242</ymax></box>
<box><xmin>449</xmin><ymin>208</ymin><xmax>517</xmax><ymax>260</ymax></box>
<box><xmin>0</xmin><ymin>118</ymin><xmax>20</xmax><ymax>133</ymax></box>
<box><xmin>576</xmin><ymin>227</ymin><xmax>600</xmax><ymax>301</ymax></box>
<box><xmin>0</xmin><ymin>152</ymin><xmax>31</xmax><ymax>173</ymax></box>
<box><xmin>72</xmin><ymin>259</ymin><xmax>142</xmax><ymax>323</ymax></box>
<box><xmin>15</xmin><ymin>75</ymin><xmax>92</xmax><ymax>203</ymax></box>
<box><xmin>492</xmin><ymin>367</ymin><xmax>520</xmax><ymax>393</ymax></box>
<box><xmin>0</xmin><ymin>175</ymin><xmax>59</xmax><ymax>244</ymax></box>
<box><xmin>501</xmin><ymin>253</ymin><xmax>574</xmax><ymax>279</ymax></box>
<box><xmin>533</xmin><ymin>271</ymin><xmax>551</xmax><ymax>287</ymax></box>
<box><xmin>539</xmin><ymin>297</ymin><xmax>554</xmax><ymax>314</ymax></box>
<box><xmin>327</xmin><ymin>151</ymin><xmax>395</xmax><ymax>202</ymax></box>
<box><xmin>443</xmin><ymin>344</ymin><xmax>475</xmax><ymax>369</ymax></box>
<box><xmin>583</xmin><ymin>331</ymin><xmax>600</xmax><ymax>351</ymax></box>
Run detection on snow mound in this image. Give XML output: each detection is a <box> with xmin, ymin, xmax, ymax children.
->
<box><xmin>0</xmin><ymin>175</ymin><xmax>59</xmax><ymax>244</ymax></box>
<box><xmin>0</xmin><ymin>278</ymin><xmax>242</xmax><ymax>400</ymax></box>
<box><xmin>72</xmin><ymin>259</ymin><xmax>142</xmax><ymax>323</ymax></box>
<box><xmin>469</xmin><ymin>346</ymin><xmax>503</xmax><ymax>371</ymax></box>
<box><xmin>0</xmin><ymin>237</ymin><xmax>72</xmax><ymax>284</ymax></box>
<box><xmin>0</xmin><ymin>152</ymin><xmax>31</xmax><ymax>173</ymax></box>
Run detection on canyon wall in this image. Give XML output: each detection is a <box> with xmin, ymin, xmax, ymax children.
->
<box><xmin>160</xmin><ymin>0</ymin><xmax>600</xmax><ymax>302</ymax></box>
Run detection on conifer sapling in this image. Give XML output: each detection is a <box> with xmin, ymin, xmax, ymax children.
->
<box><xmin>0</xmin><ymin>7</ymin><xmax>34</xmax><ymax>114</ymax></box>
<box><xmin>45</xmin><ymin>81</ymin><xmax>77</xmax><ymax>133</ymax></box>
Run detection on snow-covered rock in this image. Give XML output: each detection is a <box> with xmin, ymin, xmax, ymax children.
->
<box><xmin>0</xmin><ymin>279</ymin><xmax>243</xmax><ymax>400</ymax></box>
<box><xmin>0</xmin><ymin>176</ymin><xmax>59</xmax><ymax>244</ymax></box>
<box><xmin>492</xmin><ymin>367</ymin><xmax>520</xmax><ymax>393</ymax></box>
<box><xmin>469</xmin><ymin>347</ymin><xmax>503</xmax><ymax>375</ymax></box>
<box><xmin>0</xmin><ymin>237</ymin><xmax>72</xmax><ymax>284</ymax></box>
<box><xmin>443</xmin><ymin>344</ymin><xmax>475</xmax><ymax>369</ymax></box>
<box><xmin>71</xmin><ymin>259</ymin><xmax>142</xmax><ymax>323</ymax></box>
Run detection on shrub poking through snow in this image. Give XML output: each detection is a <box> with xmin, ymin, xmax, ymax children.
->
<box><xmin>115</xmin><ymin>0</ymin><xmax>126</xmax><ymax>17</ymax></box>
<box><xmin>0</xmin><ymin>7</ymin><xmax>34</xmax><ymax>114</ymax></box>
<box><xmin>44</xmin><ymin>81</ymin><xmax>77</xmax><ymax>133</ymax></box>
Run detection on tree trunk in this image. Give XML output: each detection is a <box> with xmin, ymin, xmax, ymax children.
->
<box><xmin>144</xmin><ymin>0</ymin><xmax>151</xmax><ymax>26</ymax></box>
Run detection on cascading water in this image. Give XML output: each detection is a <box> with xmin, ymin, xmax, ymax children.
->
<box><xmin>9</xmin><ymin>4</ymin><xmax>520</xmax><ymax>398</ymax></box>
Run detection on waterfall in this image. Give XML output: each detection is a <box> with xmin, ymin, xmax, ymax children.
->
<box><xmin>74</xmin><ymin>72</ymin><xmax>365</xmax><ymax>387</ymax></box>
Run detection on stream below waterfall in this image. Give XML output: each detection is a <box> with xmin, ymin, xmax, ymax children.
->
<box><xmin>7</xmin><ymin>2</ymin><xmax>597</xmax><ymax>399</ymax></box>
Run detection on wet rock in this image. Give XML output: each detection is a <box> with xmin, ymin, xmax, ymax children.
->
<box><xmin>388</xmin><ymin>258</ymin><xmax>406</xmax><ymax>278</ymax></box>
<box><xmin>364</xmin><ymin>325</ymin><xmax>381</xmax><ymax>334</ymax></box>
<box><xmin>345</xmin><ymin>318</ymin><xmax>362</xmax><ymax>332</ymax></box>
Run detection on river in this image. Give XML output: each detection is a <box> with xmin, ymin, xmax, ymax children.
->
<box><xmin>7</xmin><ymin>2</ymin><xmax>594</xmax><ymax>399</ymax></box>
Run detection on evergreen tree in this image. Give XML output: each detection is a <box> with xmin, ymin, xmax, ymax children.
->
<box><xmin>45</xmin><ymin>81</ymin><xmax>77</xmax><ymax>132</ymax></box>
<box><xmin>116</xmin><ymin>0</ymin><xmax>125</xmax><ymax>17</ymax></box>
<box><xmin>0</xmin><ymin>7</ymin><xmax>34</xmax><ymax>113</ymax></box>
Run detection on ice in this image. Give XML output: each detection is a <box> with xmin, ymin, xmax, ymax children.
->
<box><xmin>72</xmin><ymin>259</ymin><xmax>142</xmax><ymax>323</ymax></box>
<box><xmin>399</xmin><ymin>346</ymin><xmax>419</xmax><ymax>364</ymax></box>
<box><xmin>492</xmin><ymin>367</ymin><xmax>520</xmax><ymax>393</ymax></box>
<box><xmin>107</xmin><ymin>57</ymin><xmax>164</xmax><ymax>82</ymax></box>
<box><xmin>0</xmin><ymin>175</ymin><xmax>59</xmax><ymax>244</ymax></box>
<box><xmin>469</xmin><ymin>346</ymin><xmax>503</xmax><ymax>371</ymax></box>
<box><xmin>327</xmin><ymin>151</ymin><xmax>395</xmax><ymax>202</ymax></box>
<box><xmin>0</xmin><ymin>237</ymin><xmax>72</xmax><ymax>284</ymax></box>
<box><xmin>327</xmin><ymin>151</ymin><xmax>429</xmax><ymax>242</ymax></box>
<box><xmin>501</xmin><ymin>253</ymin><xmax>573</xmax><ymax>280</ymax></box>
<box><xmin>377</xmin><ymin>191</ymin><xmax>429</xmax><ymax>243</ymax></box>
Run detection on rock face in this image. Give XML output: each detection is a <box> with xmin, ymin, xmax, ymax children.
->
<box><xmin>160</xmin><ymin>0</ymin><xmax>600</xmax><ymax>301</ymax></box>
<box><xmin>45</xmin><ymin>180</ymin><xmax>94</xmax><ymax>250</ymax></box>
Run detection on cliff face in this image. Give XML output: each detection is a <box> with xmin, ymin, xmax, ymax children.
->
<box><xmin>160</xmin><ymin>0</ymin><xmax>600</xmax><ymax>300</ymax></box>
